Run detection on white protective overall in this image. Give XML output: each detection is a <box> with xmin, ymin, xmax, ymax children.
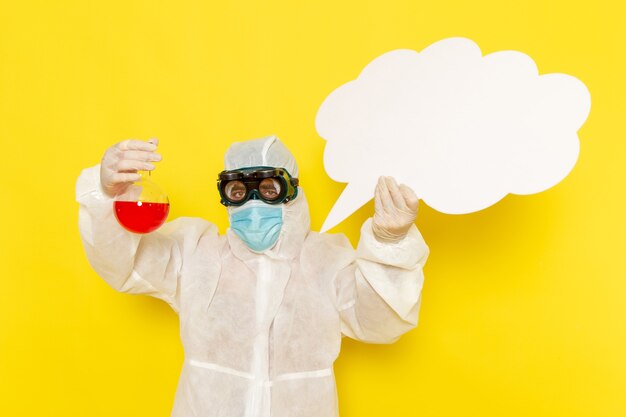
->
<box><xmin>76</xmin><ymin>135</ymin><xmax>430</xmax><ymax>417</ymax></box>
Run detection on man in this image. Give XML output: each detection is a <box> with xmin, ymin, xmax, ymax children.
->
<box><xmin>76</xmin><ymin>134</ymin><xmax>430</xmax><ymax>417</ymax></box>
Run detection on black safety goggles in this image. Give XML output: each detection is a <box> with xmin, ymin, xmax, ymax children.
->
<box><xmin>217</xmin><ymin>166</ymin><xmax>299</xmax><ymax>207</ymax></box>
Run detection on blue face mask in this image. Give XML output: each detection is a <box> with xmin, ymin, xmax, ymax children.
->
<box><xmin>229</xmin><ymin>203</ymin><xmax>283</xmax><ymax>252</ymax></box>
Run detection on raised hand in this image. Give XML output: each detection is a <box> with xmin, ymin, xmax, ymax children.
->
<box><xmin>372</xmin><ymin>176</ymin><xmax>419</xmax><ymax>243</ymax></box>
<box><xmin>100</xmin><ymin>138</ymin><xmax>162</xmax><ymax>198</ymax></box>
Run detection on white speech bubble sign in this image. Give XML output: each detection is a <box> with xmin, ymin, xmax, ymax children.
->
<box><xmin>316</xmin><ymin>37</ymin><xmax>591</xmax><ymax>232</ymax></box>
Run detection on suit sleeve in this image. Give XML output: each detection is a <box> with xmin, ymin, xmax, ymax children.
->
<box><xmin>76</xmin><ymin>164</ymin><xmax>216</xmax><ymax>313</ymax></box>
<box><xmin>333</xmin><ymin>218</ymin><xmax>430</xmax><ymax>344</ymax></box>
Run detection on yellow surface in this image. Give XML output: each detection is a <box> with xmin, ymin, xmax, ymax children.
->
<box><xmin>1</xmin><ymin>1</ymin><xmax>624</xmax><ymax>416</ymax></box>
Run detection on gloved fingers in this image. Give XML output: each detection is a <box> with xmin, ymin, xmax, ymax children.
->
<box><xmin>116</xmin><ymin>139</ymin><xmax>158</xmax><ymax>152</ymax></box>
<box><xmin>115</xmin><ymin>159</ymin><xmax>155</xmax><ymax>173</ymax></box>
<box><xmin>118</xmin><ymin>149</ymin><xmax>162</xmax><ymax>163</ymax></box>
<box><xmin>147</xmin><ymin>138</ymin><xmax>159</xmax><ymax>146</ymax></box>
<box><xmin>385</xmin><ymin>176</ymin><xmax>410</xmax><ymax>212</ymax></box>
<box><xmin>111</xmin><ymin>172</ymin><xmax>141</xmax><ymax>184</ymax></box>
<box><xmin>399</xmin><ymin>184</ymin><xmax>419</xmax><ymax>212</ymax></box>
<box><xmin>374</xmin><ymin>183</ymin><xmax>385</xmax><ymax>215</ymax></box>
<box><xmin>376</xmin><ymin>176</ymin><xmax>395</xmax><ymax>213</ymax></box>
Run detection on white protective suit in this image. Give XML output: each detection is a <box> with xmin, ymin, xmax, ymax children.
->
<box><xmin>76</xmin><ymin>135</ymin><xmax>430</xmax><ymax>417</ymax></box>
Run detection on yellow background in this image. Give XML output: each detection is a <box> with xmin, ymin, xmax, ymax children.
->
<box><xmin>1</xmin><ymin>0</ymin><xmax>624</xmax><ymax>416</ymax></box>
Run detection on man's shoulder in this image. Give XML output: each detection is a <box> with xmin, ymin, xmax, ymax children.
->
<box><xmin>301</xmin><ymin>230</ymin><xmax>355</xmax><ymax>266</ymax></box>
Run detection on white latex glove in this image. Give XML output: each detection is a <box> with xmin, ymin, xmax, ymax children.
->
<box><xmin>100</xmin><ymin>138</ymin><xmax>162</xmax><ymax>198</ymax></box>
<box><xmin>372</xmin><ymin>176</ymin><xmax>420</xmax><ymax>243</ymax></box>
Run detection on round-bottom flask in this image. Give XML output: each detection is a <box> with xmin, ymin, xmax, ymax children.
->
<box><xmin>114</xmin><ymin>171</ymin><xmax>170</xmax><ymax>234</ymax></box>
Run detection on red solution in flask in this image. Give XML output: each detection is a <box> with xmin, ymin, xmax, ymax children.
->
<box><xmin>114</xmin><ymin>170</ymin><xmax>170</xmax><ymax>234</ymax></box>
<box><xmin>114</xmin><ymin>201</ymin><xmax>170</xmax><ymax>234</ymax></box>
